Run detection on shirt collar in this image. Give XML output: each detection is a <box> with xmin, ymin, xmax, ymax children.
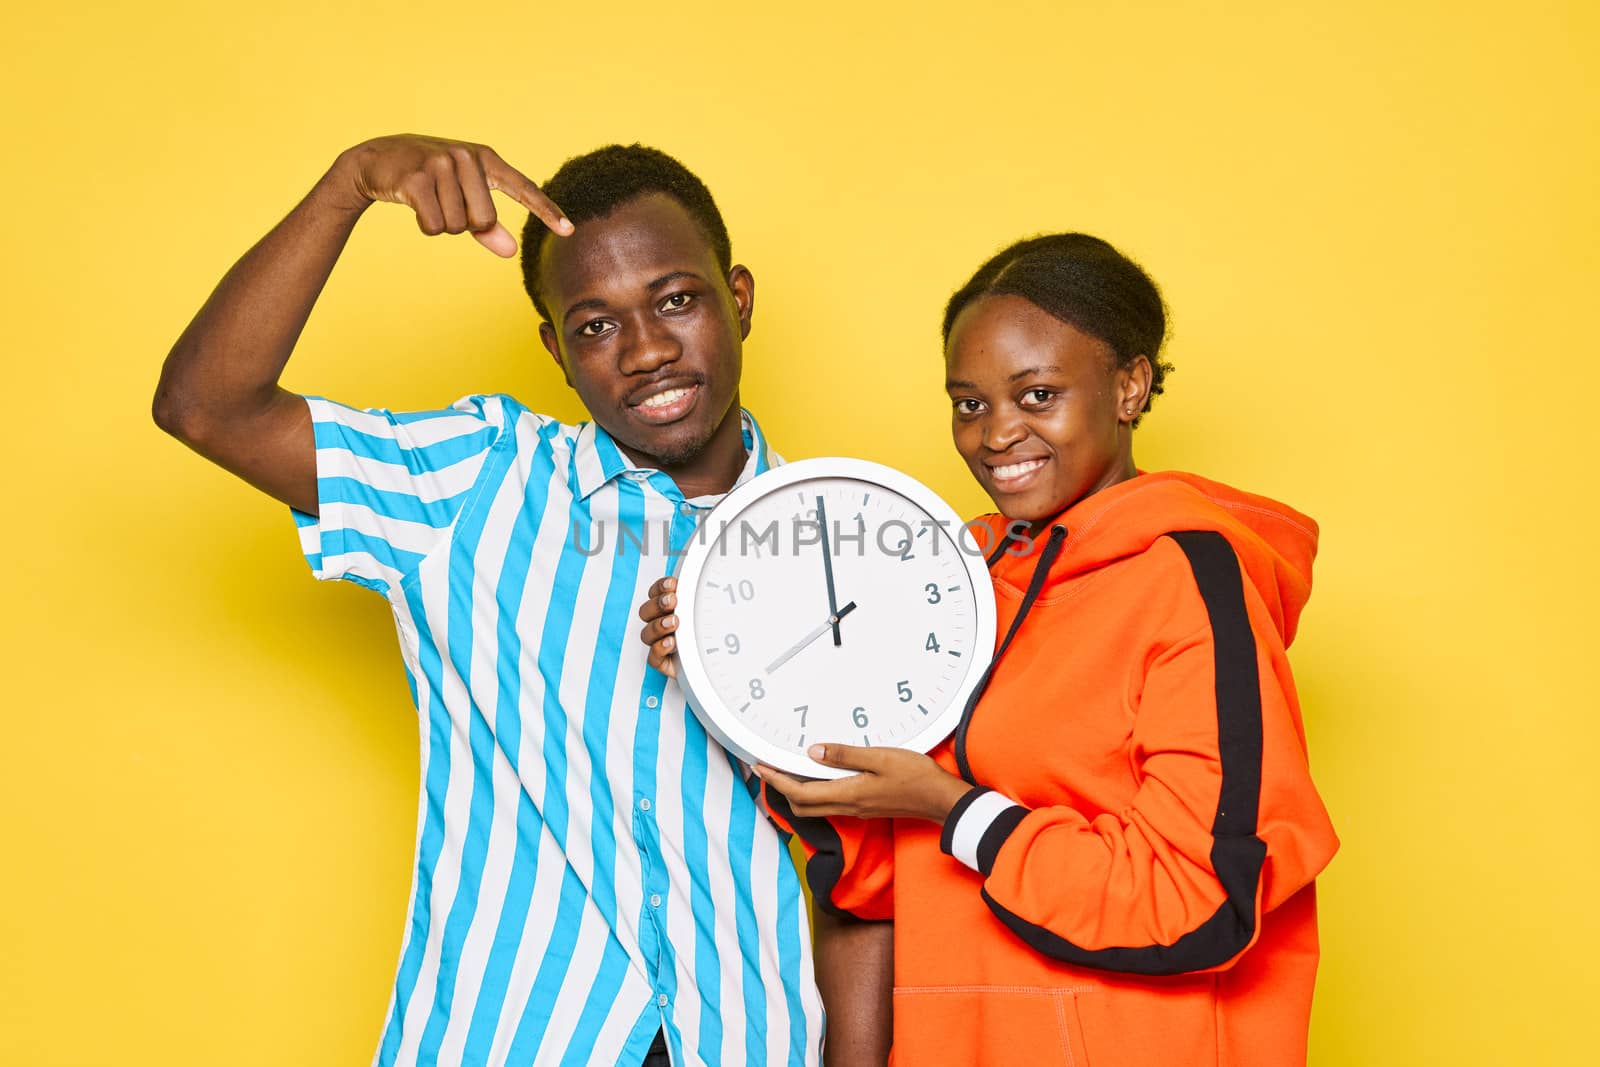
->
<box><xmin>572</xmin><ymin>408</ymin><xmax>773</xmax><ymax>502</ymax></box>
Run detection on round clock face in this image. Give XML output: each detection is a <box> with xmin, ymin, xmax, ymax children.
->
<box><xmin>674</xmin><ymin>458</ymin><xmax>996</xmax><ymax>779</ymax></box>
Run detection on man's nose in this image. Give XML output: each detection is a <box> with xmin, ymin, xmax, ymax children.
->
<box><xmin>620</xmin><ymin>318</ymin><xmax>681</xmax><ymax>374</ymax></box>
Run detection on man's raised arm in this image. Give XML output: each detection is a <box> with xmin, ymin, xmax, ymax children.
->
<box><xmin>152</xmin><ymin>134</ymin><xmax>571</xmax><ymax>515</ymax></box>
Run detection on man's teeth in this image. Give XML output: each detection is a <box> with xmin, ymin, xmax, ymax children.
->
<box><xmin>639</xmin><ymin>386</ymin><xmax>692</xmax><ymax>410</ymax></box>
<box><xmin>992</xmin><ymin>459</ymin><xmax>1047</xmax><ymax>480</ymax></box>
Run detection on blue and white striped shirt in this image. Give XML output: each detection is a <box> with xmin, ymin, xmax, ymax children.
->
<box><xmin>293</xmin><ymin>394</ymin><xmax>822</xmax><ymax>1067</ymax></box>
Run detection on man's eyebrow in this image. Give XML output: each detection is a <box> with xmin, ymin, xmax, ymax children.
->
<box><xmin>945</xmin><ymin>377</ymin><xmax>977</xmax><ymax>391</ymax></box>
<box><xmin>648</xmin><ymin>270</ymin><xmax>706</xmax><ymax>290</ymax></box>
<box><xmin>562</xmin><ymin>296</ymin><xmax>608</xmax><ymax>321</ymax></box>
<box><xmin>562</xmin><ymin>271</ymin><xmax>709</xmax><ymax>321</ymax></box>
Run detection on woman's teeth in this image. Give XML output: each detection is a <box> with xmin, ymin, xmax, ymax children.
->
<box><xmin>992</xmin><ymin>459</ymin><xmax>1047</xmax><ymax>480</ymax></box>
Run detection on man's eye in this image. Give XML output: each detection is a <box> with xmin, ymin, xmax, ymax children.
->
<box><xmin>577</xmin><ymin>320</ymin><xmax>612</xmax><ymax>338</ymax></box>
<box><xmin>661</xmin><ymin>293</ymin><xmax>694</xmax><ymax>311</ymax></box>
<box><xmin>1022</xmin><ymin>389</ymin><xmax>1054</xmax><ymax>405</ymax></box>
<box><xmin>954</xmin><ymin>398</ymin><xmax>983</xmax><ymax>414</ymax></box>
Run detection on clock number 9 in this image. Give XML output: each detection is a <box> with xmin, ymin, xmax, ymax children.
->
<box><xmin>725</xmin><ymin>579</ymin><xmax>756</xmax><ymax>605</ymax></box>
<box><xmin>852</xmin><ymin>706</ymin><xmax>870</xmax><ymax>728</ymax></box>
<box><xmin>725</xmin><ymin>634</ymin><xmax>741</xmax><ymax>655</ymax></box>
<box><xmin>925</xmin><ymin>583</ymin><xmax>942</xmax><ymax>604</ymax></box>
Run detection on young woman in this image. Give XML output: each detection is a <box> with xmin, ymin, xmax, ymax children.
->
<box><xmin>640</xmin><ymin>233</ymin><xmax>1338</xmax><ymax>1066</ymax></box>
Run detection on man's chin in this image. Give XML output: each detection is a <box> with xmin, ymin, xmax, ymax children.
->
<box><xmin>612</xmin><ymin>419</ymin><xmax>718</xmax><ymax>472</ymax></box>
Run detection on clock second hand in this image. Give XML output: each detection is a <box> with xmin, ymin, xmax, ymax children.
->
<box><xmin>764</xmin><ymin>602</ymin><xmax>858</xmax><ymax>675</ymax></box>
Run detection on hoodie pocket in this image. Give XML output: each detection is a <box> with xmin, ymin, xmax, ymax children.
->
<box><xmin>891</xmin><ymin>985</ymin><xmax>1092</xmax><ymax>1066</ymax></box>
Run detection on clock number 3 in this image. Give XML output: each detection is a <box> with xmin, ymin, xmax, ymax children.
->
<box><xmin>925</xmin><ymin>583</ymin><xmax>942</xmax><ymax>604</ymax></box>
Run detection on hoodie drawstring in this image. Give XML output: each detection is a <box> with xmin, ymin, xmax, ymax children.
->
<box><xmin>954</xmin><ymin>524</ymin><xmax>1069</xmax><ymax>784</ymax></box>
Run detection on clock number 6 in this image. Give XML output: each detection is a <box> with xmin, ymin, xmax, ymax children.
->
<box><xmin>852</xmin><ymin>706</ymin><xmax>870</xmax><ymax>728</ymax></box>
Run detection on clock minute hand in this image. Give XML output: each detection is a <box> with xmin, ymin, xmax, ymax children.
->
<box><xmin>816</xmin><ymin>495</ymin><xmax>843</xmax><ymax>646</ymax></box>
<box><xmin>764</xmin><ymin>601</ymin><xmax>858</xmax><ymax>674</ymax></box>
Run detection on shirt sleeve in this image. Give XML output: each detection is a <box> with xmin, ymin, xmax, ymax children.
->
<box><xmin>940</xmin><ymin>530</ymin><xmax>1338</xmax><ymax>976</ymax></box>
<box><xmin>763</xmin><ymin>783</ymin><xmax>895</xmax><ymax>921</ymax></box>
<box><xmin>292</xmin><ymin>395</ymin><xmax>507</xmax><ymax>594</ymax></box>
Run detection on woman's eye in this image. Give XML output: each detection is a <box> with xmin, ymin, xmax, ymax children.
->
<box><xmin>661</xmin><ymin>292</ymin><xmax>694</xmax><ymax>311</ymax></box>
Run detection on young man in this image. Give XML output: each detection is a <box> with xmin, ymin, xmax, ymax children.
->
<box><xmin>154</xmin><ymin>134</ymin><xmax>887</xmax><ymax>1067</ymax></box>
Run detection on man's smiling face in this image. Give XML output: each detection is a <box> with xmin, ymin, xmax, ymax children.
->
<box><xmin>538</xmin><ymin>192</ymin><xmax>751</xmax><ymax>474</ymax></box>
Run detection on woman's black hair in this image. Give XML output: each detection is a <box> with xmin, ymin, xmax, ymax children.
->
<box><xmin>942</xmin><ymin>233</ymin><xmax>1173</xmax><ymax>426</ymax></box>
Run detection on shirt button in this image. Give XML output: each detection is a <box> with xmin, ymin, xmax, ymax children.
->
<box><xmin>658</xmin><ymin>993</ymin><xmax>669</xmax><ymax>1007</ymax></box>
<box><xmin>639</xmin><ymin>798</ymin><xmax>652</xmax><ymax>812</ymax></box>
<box><xmin>650</xmin><ymin>893</ymin><xmax>662</xmax><ymax>908</ymax></box>
<box><xmin>678</xmin><ymin>502</ymin><xmax>694</xmax><ymax>515</ymax></box>
<box><xmin>645</xmin><ymin>696</ymin><xmax>658</xmax><ymax>709</ymax></box>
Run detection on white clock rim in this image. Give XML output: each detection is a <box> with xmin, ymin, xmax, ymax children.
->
<box><xmin>671</xmin><ymin>456</ymin><xmax>998</xmax><ymax>780</ymax></box>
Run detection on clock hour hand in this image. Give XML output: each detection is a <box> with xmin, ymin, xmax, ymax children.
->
<box><xmin>764</xmin><ymin>601</ymin><xmax>858</xmax><ymax>674</ymax></box>
<box><xmin>817</xmin><ymin>494</ymin><xmax>843</xmax><ymax>646</ymax></box>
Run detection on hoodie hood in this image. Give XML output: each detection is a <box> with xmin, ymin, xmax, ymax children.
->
<box><xmin>974</xmin><ymin>471</ymin><xmax>1319</xmax><ymax>646</ymax></box>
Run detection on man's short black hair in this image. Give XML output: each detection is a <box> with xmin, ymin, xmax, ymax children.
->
<box><xmin>520</xmin><ymin>144</ymin><xmax>732</xmax><ymax>323</ymax></box>
<box><xmin>942</xmin><ymin>233</ymin><xmax>1174</xmax><ymax>427</ymax></box>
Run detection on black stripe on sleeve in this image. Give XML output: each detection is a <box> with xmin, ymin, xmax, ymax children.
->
<box><xmin>939</xmin><ymin>786</ymin><xmax>994</xmax><ymax>856</ymax></box>
<box><xmin>975</xmin><ymin>805</ymin><xmax>1030</xmax><ymax>877</ymax></box>
<box><xmin>979</xmin><ymin>530</ymin><xmax>1269</xmax><ymax>976</ymax></box>
<box><xmin>763</xmin><ymin>787</ymin><xmax>866</xmax><ymax>921</ymax></box>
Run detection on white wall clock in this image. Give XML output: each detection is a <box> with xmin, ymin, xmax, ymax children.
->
<box><xmin>673</xmin><ymin>457</ymin><xmax>997</xmax><ymax>779</ymax></box>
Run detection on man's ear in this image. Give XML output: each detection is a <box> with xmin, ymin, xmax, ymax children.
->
<box><xmin>539</xmin><ymin>322</ymin><xmax>572</xmax><ymax>386</ymax></box>
<box><xmin>727</xmin><ymin>265</ymin><xmax>755</xmax><ymax>340</ymax></box>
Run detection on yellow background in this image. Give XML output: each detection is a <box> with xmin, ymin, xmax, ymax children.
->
<box><xmin>4</xmin><ymin>1</ymin><xmax>1595</xmax><ymax>1063</ymax></box>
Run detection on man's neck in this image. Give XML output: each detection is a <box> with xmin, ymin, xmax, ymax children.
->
<box><xmin>617</xmin><ymin>405</ymin><xmax>749</xmax><ymax>500</ymax></box>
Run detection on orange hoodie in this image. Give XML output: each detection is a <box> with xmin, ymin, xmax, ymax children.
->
<box><xmin>768</xmin><ymin>472</ymin><xmax>1339</xmax><ymax>1066</ymax></box>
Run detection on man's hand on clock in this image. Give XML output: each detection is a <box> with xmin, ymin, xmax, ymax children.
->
<box><xmin>638</xmin><ymin>576</ymin><xmax>682</xmax><ymax>679</ymax></box>
<box><xmin>755</xmin><ymin>745</ymin><xmax>973</xmax><ymax>824</ymax></box>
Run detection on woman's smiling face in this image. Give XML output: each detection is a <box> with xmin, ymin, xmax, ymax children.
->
<box><xmin>945</xmin><ymin>293</ymin><xmax>1151</xmax><ymax>524</ymax></box>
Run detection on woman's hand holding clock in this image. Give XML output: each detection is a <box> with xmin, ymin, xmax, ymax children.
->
<box><xmin>755</xmin><ymin>744</ymin><xmax>973</xmax><ymax>824</ymax></box>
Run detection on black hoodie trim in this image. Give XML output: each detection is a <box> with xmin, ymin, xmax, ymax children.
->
<box><xmin>978</xmin><ymin>529</ymin><xmax>1269</xmax><ymax>976</ymax></box>
<box><xmin>763</xmin><ymin>786</ymin><xmax>865</xmax><ymax>920</ymax></box>
<box><xmin>955</xmin><ymin>525</ymin><xmax>1068</xmax><ymax>783</ymax></box>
